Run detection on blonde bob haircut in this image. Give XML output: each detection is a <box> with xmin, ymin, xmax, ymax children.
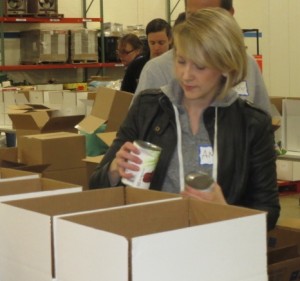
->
<box><xmin>173</xmin><ymin>7</ymin><xmax>247</xmax><ymax>100</ymax></box>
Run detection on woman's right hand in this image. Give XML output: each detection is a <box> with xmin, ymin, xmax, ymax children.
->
<box><xmin>109</xmin><ymin>142</ymin><xmax>142</xmax><ymax>183</ymax></box>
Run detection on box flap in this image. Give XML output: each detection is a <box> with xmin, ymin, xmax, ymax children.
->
<box><xmin>77</xmin><ymin>87</ymin><xmax>133</xmax><ymax>134</ymax></box>
<box><xmin>83</xmin><ymin>155</ymin><xmax>104</xmax><ymax>164</ymax></box>
<box><xmin>97</xmin><ymin>131</ymin><xmax>116</xmax><ymax>146</ymax></box>
<box><xmin>8</xmin><ymin>111</ymin><xmax>50</xmax><ymax>130</ymax></box>
<box><xmin>76</xmin><ymin>115</ymin><xmax>106</xmax><ymax>134</ymax></box>
<box><xmin>41</xmin><ymin>115</ymin><xmax>85</xmax><ymax>132</ymax></box>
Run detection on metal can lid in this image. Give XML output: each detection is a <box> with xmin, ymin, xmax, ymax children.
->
<box><xmin>185</xmin><ymin>171</ymin><xmax>214</xmax><ymax>191</ymax></box>
<box><xmin>135</xmin><ymin>140</ymin><xmax>162</xmax><ymax>152</ymax></box>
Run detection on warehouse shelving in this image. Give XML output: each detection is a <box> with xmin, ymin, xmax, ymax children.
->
<box><xmin>0</xmin><ymin>0</ymin><xmax>113</xmax><ymax>74</ymax></box>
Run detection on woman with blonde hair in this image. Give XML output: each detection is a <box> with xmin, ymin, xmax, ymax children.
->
<box><xmin>90</xmin><ymin>8</ymin><xmax>280</xmax><ymax>231</ymax></box>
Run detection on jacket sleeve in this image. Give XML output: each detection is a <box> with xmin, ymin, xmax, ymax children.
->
<box><xmin>245</xmin><ymin>111</ymin><xmax>280</xmax><ymax>231</ymax></box>
<box><xmin>89</xmin><ymin>97</ymin><xmax>141</xmax><ymax>189</ymax></box>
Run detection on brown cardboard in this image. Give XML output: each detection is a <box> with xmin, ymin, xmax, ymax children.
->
<box><xmin>0</xmin><ymin>177</ymin><xmax>80</xmax><ymax>199</ymax></box>
<box><xmin>83</xmin><ymin>155</ymin><xmax>104</xmax><ymax>181</ymax></box>
<box><xmin>19</xmin><ymin>132</ymin><xmax>86</xmax><ymax>171</ymax></box>
<box><xmin>8</xmin><ymin>105</ymin><xmax>84</xmax><ymax>149</ymax></box>
<box><xmin>0</xmin><ymin>147</ymin><xmax>50</xmax><ymax>172</ymax></box>
<box><xmin>96</xmin><ymin>131</ymin><xmax>116</xmax><ymax>147</ymax></box>
<box><xmin>76</xmin><ymin>87</ymin><xmax>133</xmax><ymax>134</ymax></box>
<box><xmin>0</xmin><ymin>167</ymin><xmax>40</xmax><ymax>187</ymax></box>
<box><xmin>268</xmin><ymin>226</ymin><xmax>300</xmax><ymax>250</ymax></box>
<box><xmin>43</xmin><ymin>167</ymin><xmax>88</xmax><ymax>190</ymax></box>
<box><xmin>268</xmin><ymin>245</ymin><xmax>300</xmax><ymax>281</ymax></box>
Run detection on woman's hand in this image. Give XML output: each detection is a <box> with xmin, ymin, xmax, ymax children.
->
<box><xmin>181</xmin><ymin>182</ymin><xmax>228</xmax><ymax>205</ymax></box>
<box><xmin>109</xmin><ymin>142</ymin><xmax>142</xmax><ymax>184</ymax></box>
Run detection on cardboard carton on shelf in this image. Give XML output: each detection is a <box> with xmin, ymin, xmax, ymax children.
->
<box><xmin>0</xmin><ymin>187</ymin><xmax>180</xmax><ymax>281</ymax></box>
<box><xmin>56</xmin><ymin>197</ymin><xmax>267</xmax><ymax>281</ymax></box>
<box><xmin>276</xmin><ymin>158</ymin><xmax>300</xmax><ymax>181</ymax></box>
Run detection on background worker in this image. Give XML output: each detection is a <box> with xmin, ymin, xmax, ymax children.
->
<box><xmin>121</xmin><ymin>18</ymin><xmax>172</xmax><ymax>93</ymax></box>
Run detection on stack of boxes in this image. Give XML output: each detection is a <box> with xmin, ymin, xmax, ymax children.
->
<box><xmin>20</xmin><ymin>29</ymin><xmax>69</xmax><ymax>64</ymax></box>
<box><xmin>20</xmin><ymin>28</ymin><xmax>99</xmax><ymax>64</ymax></box>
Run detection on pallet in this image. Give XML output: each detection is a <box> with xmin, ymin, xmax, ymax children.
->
<box><xmin>5</xmin><ymin>13</ymin><xmax>64</xmax><ymax>19</ymax></box>
<box><xmin>21</xmin><ymin>61</ymin><xmax>68</xmax><ymax>65</ymax></box>
<box><xmin>70</xmin><ymin>59</ymin><xmax>98</xmax><ymax>64</ymax></box>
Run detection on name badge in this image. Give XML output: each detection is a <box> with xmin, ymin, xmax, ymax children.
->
<box><xmin>233</xmin><ymin>81</ymin><xmax>249</xmax><ymax>96</ymax></box>
<box><xmin>199</xmin><ymin>146</ymin><xmax>213</xmax><ymax>165</ymax></box>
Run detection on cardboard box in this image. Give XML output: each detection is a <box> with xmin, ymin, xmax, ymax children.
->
<box><xmin>268</xmin><ymin>245</ymin><xmax>300</xmax><ymax>281</ymax></box>
<box><xmin>19</xmin><ymin>132</ymin><xmax>86</xmax><ymax>171</ymax></box>
<box><xmin>0</xmin><ymin>167</ymin><xmax>40</xmax><ymax>185</ymax></box>
<box><xmin>0</xmin><ymin>187</ymin><xmax>179</xmax><ymax>281</ymax></box>
<box><xmin>97</xmin><ymin>131</ymin><xmax>116</xmax><ymax>147</ymax></box>
<box><xmin>83</xmin><ymin>155</ymin><xmax>104</xmax><ymax>180</ymax></box>
<box><xmin>56</xmin><ymin>198</ymin><xmax>267</xmax><ymax>281</ymax></box>
<box><xmin>36</xmin><ymin>84</ymin><xmax>64</xmax><ymax>91</ymax></box>
<box><xmin>268</xmin><ymin>226</ymin><xmax>300</xmax><ymax>250</ymax></box>
<box><xmin>282</xmin><ymin>99</ymin><xmax>300</xmax><ymax>152</ymax></box>
<box><xmin>8</xmin><ymin>105</ymin><xmax>84</xmax><ymax>148</ymax></box>
<box><xmin>20</xmin><ymin>30</ymin><xmax>68</xmax><ymax>64</ymax></box>
<box><xmin>43</xmin><ymin>166</ymin><xmax>88</xmax><ymax>190</ymax></box>
<box><xmin>0</xmin><ymin>177</ymin><xmax>82</xmax><ymax>202</ymax></box>
<box><xmin>276</xmin><ymin>158</ymin><xmax>300</xmax><ymax>181</ymax></box>
<box><xmin>69</xmin><ymin>29</ymin><xmax>98</xmax><ymax>63</ymax></box>
<box><xmin>76</xmin><ymin>87</ymin><xmax>133</xmax><ymax>134</ymax></box>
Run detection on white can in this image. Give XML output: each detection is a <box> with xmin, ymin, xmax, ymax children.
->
<box><xmin>121</xmin><ymin>140</ymin><xmax>162</xmax><ymax>189</ymax></box>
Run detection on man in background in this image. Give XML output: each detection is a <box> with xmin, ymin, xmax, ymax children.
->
<box><xmin>134</xmin><ymin>0</ymin><xmax>271</xmax><ymax>114</ymax></box>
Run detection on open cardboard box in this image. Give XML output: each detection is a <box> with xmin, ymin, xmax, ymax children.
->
<box><xmin>0</xmin><ymin>177</ymin><xmax>82</xmax><ymax>202</ymax></box>
<box><xmin>0</xmin><ymin>187</ymin><xmax>179</xmax><ymax>281</ymax></box>
<box><xmin>76</xmin><ymin>87</ymin><xmax>133</xmax><ymax>134</ymax></box>
<box><xmin>8</xmin><ymin>104</ymin><xmax>84</xmax><ymax>146</ymax></box>
<box><xmin>76</xmin><ymin>87</ymin><xmax>132</xmax><ymax>156</ymax></box>
<box><xmin>56</xmin><ymin>197</ymin><xmax>267</xmax><ymax>281</ymax></box>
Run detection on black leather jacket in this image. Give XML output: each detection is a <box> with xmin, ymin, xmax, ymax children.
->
<box><xmin>90</xmin><ymin>90</ymin><xmax>280</xmax><ymax>230</ymax></box>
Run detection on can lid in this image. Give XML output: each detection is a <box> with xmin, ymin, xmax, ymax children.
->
<box><xmin>135</xmin><ymin>140</ymin><xmax>162</xmax><ymax>152</ymax></box>
<box><xmin>185</xmin><ymin>171</ymin><xmax>214</xmax><ymax>190</ymax></box>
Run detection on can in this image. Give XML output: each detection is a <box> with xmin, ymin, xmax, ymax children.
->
<box><xmin>121</xmin><ymin>140</ymin><xmax>162</xmax><ymax>189</ymax></box>
<box><xmin>185</xmin><ymin>171</ymin><xmax>214</xmax><ymax>192</ymax></box>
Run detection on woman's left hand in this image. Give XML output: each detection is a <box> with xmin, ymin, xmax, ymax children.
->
<box><xmin>181</xmin><ymin>183</ymin><xmax>228</xmax><ymax>205</ymax></box>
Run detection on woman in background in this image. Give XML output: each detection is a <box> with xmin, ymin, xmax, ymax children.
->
<box><xmin>116</xmin><ymin>33</ymin><xmax>143</xmax><ymax>67</ymax></box>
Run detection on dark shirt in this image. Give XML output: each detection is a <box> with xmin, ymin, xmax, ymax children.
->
<box><xmin>121</xmin><ymin>54</ymin><xmax>150</xmax><ymax>93</ymax></box>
